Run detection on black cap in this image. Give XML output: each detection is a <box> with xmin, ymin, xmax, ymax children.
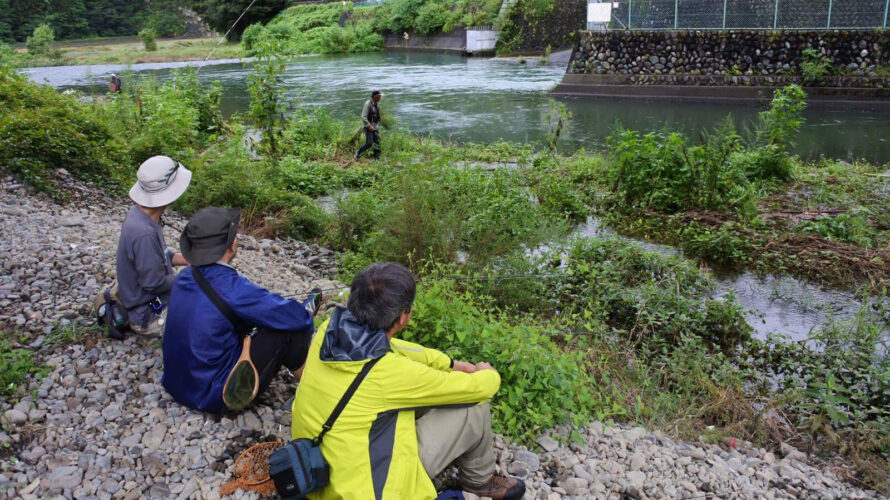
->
<box><xmin>371</xmin><ymin>89</ymin><xmax>382</xmax><ymax>97</ymax></box>
<box><xmin>180</xmin><ymin>207</ymin><xmax>241</xmax><ymax>266</ymax></box>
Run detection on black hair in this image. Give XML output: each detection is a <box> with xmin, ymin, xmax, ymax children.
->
<box><xmin>347</xmin><ymin>262</ymin><xmax>417</xmax><ymax>332</ymax></box>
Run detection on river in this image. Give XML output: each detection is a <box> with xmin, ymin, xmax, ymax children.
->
<box><xmin>23</xmin><ymin>52</ymin><xmax>890</xmax><ymax>164</ymax></box>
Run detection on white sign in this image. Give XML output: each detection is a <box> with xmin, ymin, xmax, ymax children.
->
<box><xmin>588</xmin><ymin>3</ymin><xmax>613</xmax><ymax>23</ymax></box>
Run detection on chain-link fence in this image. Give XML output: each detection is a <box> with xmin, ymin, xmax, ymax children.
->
<box><xmin>594</xmin><ymin>0</ymin><xmax>890</xmax><ymax>30</ymax></box>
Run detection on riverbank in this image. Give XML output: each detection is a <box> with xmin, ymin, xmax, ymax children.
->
<box><xmin>3</xmin><ymin>61</ymin><xmax>890</xmax><ymax>493</ymax></box>
<box><xmin>0</xmin><ymin>173</ymin><xmax>884</xmax><ymax>500</ymax></box>
<box><xmin>8</xmin><ymin>37</ymin><xmax>244</xmax><ymax>68</ymax></box>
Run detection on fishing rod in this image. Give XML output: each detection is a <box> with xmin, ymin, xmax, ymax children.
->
<box><xmin>197</xmin><ymin>0</ymin><xmax>259</xmax><ymax>73</ymax></box>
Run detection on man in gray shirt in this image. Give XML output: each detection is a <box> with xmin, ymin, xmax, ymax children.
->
<box><xmin>116</xmin><ymin>156</ymin><xmax>192</xmax><ymax>335</ymax></box>
<box><xmin>354</xmin><ymin>89</ymin><xmax>383</xmax><ymax>160</ymax></box>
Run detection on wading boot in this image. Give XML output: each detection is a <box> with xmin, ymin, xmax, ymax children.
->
<box><xmin>461</xmin><ymin>474</ymin><xmax>526</xmax><ymax>500</ymax></box>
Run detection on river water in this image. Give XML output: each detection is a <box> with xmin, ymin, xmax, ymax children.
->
<box><xmin>24</xmin><ymin>52</ymin><xmax>890</xmax><ymax>164</ymax></box>
<box><xmin>23</xmin><ymin>53</ymin><xmax>890</xmax><ymax>341</ymax></box>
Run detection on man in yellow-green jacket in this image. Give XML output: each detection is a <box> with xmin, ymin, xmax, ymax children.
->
<box><xmin>291</xmin><ymin>262</ymin><xmax>526</xmax><ymax>500</ymax></box>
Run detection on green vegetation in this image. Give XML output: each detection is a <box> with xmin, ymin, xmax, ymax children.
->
<box><xmin>3</xmin><ymin>62</ymin><xmax>889</xmax><ymax>491</ymax></box>
<box><xmin>0</xmin><ymin>340</ymin><xmax>45</xmax><ymax>400</ymax></box>
<box><xmin>25</xmin><ymin>24</ymin><xmax>55</xmax><ymax>57</ymax></box>
<box><xmin>138</xmin><ymin>28</ymin><xmax>158</xmax><ymax>52</ymax></box>
<box><xmin>0</xmin><ymin>0</ymin><xmax>187</xmax><ymax>43</ymax></box>
<box><xmin>801</xmin><ymin>48</ymin><xmax>833</xmax><ymax>85</ymax></box>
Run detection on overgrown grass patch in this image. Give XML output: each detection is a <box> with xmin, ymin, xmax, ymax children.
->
<box><xmin>0</xmin><ymin>340</ymin><xmax>45</xmax><ymax>401</ymax></box>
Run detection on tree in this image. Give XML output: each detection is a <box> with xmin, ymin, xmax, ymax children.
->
<box><xmin>191</xmin><ymin>0</ymin><xmax>288</xmax><ymax>41</ymax></box>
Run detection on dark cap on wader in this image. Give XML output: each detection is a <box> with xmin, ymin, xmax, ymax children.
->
<box><xmin>180</xmin><ymin>207</ymin><xmax>241</xmax><ymax>266</ymax></box>
<box><xmin>371</xmin><ymin>89</ymin><xmax>383</xmax><ymax>97</ymax></box>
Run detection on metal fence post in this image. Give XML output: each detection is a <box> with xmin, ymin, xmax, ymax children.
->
<box><xmin>773</xmin><ymin>0</ymin><xmax>779</xmax><ymax>29</ymax></box>
<box><xmin>628</xmin><ymin>0</ymin><xmax>632</xmax><ymax>29</ymax></box>
<box><xmin>884</xmin><ymin>0</ymin><xmax>889</xmax><ymax>29</ymax></box>
<box><xmin>722</xmin><ymin>0</ymin><xmax>728</xmax><ymax>29</ymax></box>
<box><xmin>827</xmin><ymin>0</ymin><xmax>833</xmax><ymax>28</ymax></box>
<box><xmin>674</xmin><ymin>0</ymin><xmax>679</xmax><ymax>29</ymax></box>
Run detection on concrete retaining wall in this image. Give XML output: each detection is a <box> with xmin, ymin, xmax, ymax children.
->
<box><xmin>553</xmin><ymin>29</ymin><xmax>890</xmax><ymax>107</ymax></box>
<box><xmin>384</xmin><ymin>28</ymin><xmax>467</xmax><ymax>54</ymax></box>
<box><xmin>568</xmin><ymin>30</ymin><xmax>890</xmax><ymax>78</ymax></box>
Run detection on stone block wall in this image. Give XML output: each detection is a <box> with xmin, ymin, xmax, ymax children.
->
<box><xmin>568</xmin><ymin>30</ymin><xmax>890</xmax><ymax>87</ymax></box>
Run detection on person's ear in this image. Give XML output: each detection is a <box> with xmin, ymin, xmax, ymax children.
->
<box><xmin>230</xmin><ymin>237</ymin><xmax>238</xmax><ymax>253</ymax></box>
<box><xmin>399</xmin><ymin>309</ymin><xmax>411</xmax><ymax>328</ymax></box>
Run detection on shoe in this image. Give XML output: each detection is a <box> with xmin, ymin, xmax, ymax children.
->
<box><xmin>305</xmin><ymin>288</ymin><xmax>324</xmax><ymax>318</ymax></box>
<box><xmin>354</xmin><ymin>153</ymin><xmax>361</xmax><ymax>161</ymax></box>
<box><xmin>461</xmin><ymin>474</ymin><xmax>526</xmax><ymax>500</ymax></box>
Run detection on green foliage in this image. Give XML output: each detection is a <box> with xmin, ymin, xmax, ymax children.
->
<box><xmin>0</xmin><ymin>340</ymin><xmax>45</xmax><ymax>398</ymax></box>
<box><xmin>104</xmin><ymin>69</ymin><xmax>222</xmax><ymax>164</ymax></box>
<box><xmin>247</xmin><ymin>42</ymin><xmax>287</xmax><ymax>158</ymax></box>
<box><xmin>679</xmin><ymin>222</ymin><xmax>754</xmax><ymax>267</ymax></box>
<box><xmin>328</xmin><ymin>162</ymin><xmax>567</xmax><ymax>269</ymax></box>
<box><xmin>546</xmin><ymin>100</ymin><xmax>571</xmax><ymax>154</ymax></box>
<box><xmin>754</xmin><ymin>84</ymin><xmax>807</xmax><ymax>152</ymax></box>
<box><xmin>797</xmin><ymin>207</ymin><xmax>877</xmax><ymax>248</ymax></box>
<box><xmin>404</xmin><ymin>276</ymin><xmax>598</xmax><ymax>441</ymax></box>
<box><xmin>193</xmin><ymin>0</ymin><xmax>289</xmax><ymax>41</ymax></box>
<box><xmin>178</xmin><ymin>126</ymin><xmax>330</xmax><ymax>240</ymax></box>
<box><xmin>244</xmin><ymin>3</ymin><xmax>382</xmax><ymax>56</ymax></box>
<box><xmin>496</xmin><ymin>0</ymin><xmax>584</xmax><ymax>54</ymax></box>
<box><xmin>0</xmin><ymin>65</ymin><xmax>126</xmax><ymax>192</ymax></box>
<box><xmin>141</xmin><ymin>10</ymin><xmax>186</xmax><ymax>37</ymax></box>
<box><xmin>25</xmin><ymin>23</ymin><xmax>54</xmax><ymax>56</ymax></box>
<box><xmin>605</xmin><ymin>87</ymin><xmax>807</xmax><ymax>216</ymax></box>
<box><xmin>414</xmin><ymin>1</ymin><xmax>453</xmax><ymax>35</ymax></box>
<box><xmin>138</xmin><ymin>27</ymin><xmax>158</xmax><ymax>52</ymax></box>
<box><xmin>801</xmin><ymin>48</ymin><xmax>833</xmax><ymax>85</ymax></box>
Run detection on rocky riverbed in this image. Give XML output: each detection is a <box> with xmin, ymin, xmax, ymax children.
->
<box><xmin>0</xmin><ymin>172</ymin><xmax>885</xmax><ymax>500</ymax></box>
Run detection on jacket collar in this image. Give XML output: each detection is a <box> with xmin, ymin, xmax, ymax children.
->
<box><xmin>320</xmin><ymin>306</ymin><xmax>390</xmax><ymax>362</ymax></box>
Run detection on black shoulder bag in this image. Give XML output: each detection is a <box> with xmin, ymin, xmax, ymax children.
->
<box><xmin>269</xmin><ymin>356</ymin><xmax>382</xmax><ymax>499</ymax></box>
<box><xmin>192</xmin><ymin>266</ymin><xmax>260</xmax><ymax>411</ymax></box>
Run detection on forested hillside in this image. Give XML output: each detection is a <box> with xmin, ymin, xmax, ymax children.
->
<box><xmin>0</xmin><ymin>0</ymin><xmax>188</xmax><ymax>42</ymax></box>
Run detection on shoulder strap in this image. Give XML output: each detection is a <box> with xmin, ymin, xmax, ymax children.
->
<box><xmin>313</xmin><ymin>356</ymin><xmax>383</xmax><ymax>445</ymax></box>
<box><xmin>192</xmin><ymin>266</ymin><xmax>245</xmax><ymax>333</ymax></box>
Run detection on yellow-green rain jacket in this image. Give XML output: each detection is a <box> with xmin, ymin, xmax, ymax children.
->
<box><xmin>291</xmin><ymin>306</ymin><xmax>500</xmax><ymax>500</ymax></box>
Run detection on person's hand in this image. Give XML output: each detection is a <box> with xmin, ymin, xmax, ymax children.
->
<box><xmin>474</xmin><ymin>362</ymin><xmax>495</xmax><ymax>372</ymax></box>
<box><xmin>172</xmin><ymin>253</ymin><xmax>189</xmax><ymax>267</ymax></box>
<box><xmin>453</xmin><ymin>361</ymin><xmax>477</xmax><ymax>374</ymax></box>
<box><xmin>369</xmin><ymin>125</ymin><xmax>375</xmax><ymax>131</ymax></box>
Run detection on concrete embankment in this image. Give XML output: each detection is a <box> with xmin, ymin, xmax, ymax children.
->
<box><xmin>553</xmin><ymin>29</ymin><xmax>890</xmax><ymax>110</ymax></box>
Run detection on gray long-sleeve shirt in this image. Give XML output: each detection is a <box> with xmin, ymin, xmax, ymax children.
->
<box><xmin>116</xmin><ymin>205</ymin><xmax>174</xmax><ymax>327</ymax></box>
<box><xmin>361</xmin><ymin>99</ymin><xmax>380</xmax><ymax>129</ymax></box>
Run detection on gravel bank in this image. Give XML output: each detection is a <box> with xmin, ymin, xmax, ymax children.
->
<box><xmin>0</xmin><ymin>172</ymin><xmax>884</xmax><ymax>500</ymax></box>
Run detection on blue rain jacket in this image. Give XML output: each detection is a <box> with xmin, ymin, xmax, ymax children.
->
<box><xmin>161</xmin><ymin>263</ymin><xmax>314</xmax><ymax>413</ymax></box>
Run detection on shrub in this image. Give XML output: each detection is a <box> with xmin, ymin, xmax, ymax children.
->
<box><xmin>800</xmin><ymin>48</ymin><xmax>833</xmax><ymax>85</ymax></box>
<box><xmin>415</xmin><ymin>1</ymin><xmax>452</xmax><ymax>34</ymax></box>
<box><xmin>25</xmin><ymin>23</ymin><xmax>54</xmax><ymax>56</ymax></box>
<box><xmin>179</xmin><ymin>129</ymin><xmax>330</xmax><ymax>240</ymax></box>
<box><xmin>404</xmin><ymin>276</ymin><xmax>598</xmax><ymax>441</ymax></box>
<box><xmin>139</xmin><ymin>28</ymin><xmax>158</xmax><ymax>51</ymax></box>
<box><xmin>241</xmin><ymin>23</ymin><xmax>265</xmax><ymax>52</ymax></box>
<box><xmin>0</xmin><ymin>66</ymin><xmax>126</xmax><ymax>192</ymax></box>
<box><xmin>753</xmin><ymin>84</ymin><xmax>807</xmax><ymax>152</ymax></box>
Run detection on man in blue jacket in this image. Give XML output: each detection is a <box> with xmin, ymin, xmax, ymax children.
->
<box><xmin>162</xmin><ymin>207</ymin><xmax>321</xmax><ymax>413</ymax></box>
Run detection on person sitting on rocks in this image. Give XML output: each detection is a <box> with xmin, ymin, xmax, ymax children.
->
<box><xmin>105</xmin><ymin>156</ymin><xmax>192</xmax><ymax>336</ymax></box>
<box><xmin>290</xmin><ymin>262</ymin><xmax>526</xmax><ymax>500</ymax></box>
<box><xmin>162</xmin><ymin>207</ymin><xmax>322</xmax><ymax>414</ymax></box>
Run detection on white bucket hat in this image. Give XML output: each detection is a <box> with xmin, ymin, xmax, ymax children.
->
<box><xmin>129</xmin><ymin>156</ymin><xmax>192</xmax><ymax>208</ymax></box>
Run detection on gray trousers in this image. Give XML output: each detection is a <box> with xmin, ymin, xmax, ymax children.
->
<box><xmin>416</xmin><ymin>402</ymin><xmax>496</xmax><ymax>488</ymax></box>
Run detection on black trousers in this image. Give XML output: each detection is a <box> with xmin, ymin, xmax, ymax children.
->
<box><xmin>249</xmin><ymin>327</ymin><xmax>312</xmax><ymax>396</ymax></box>
<box><xmin>356</xmin><ymin>127</ymin><xmax>381</xmax><ymax>159</ymax></box>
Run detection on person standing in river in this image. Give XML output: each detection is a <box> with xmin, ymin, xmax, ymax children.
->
<box><xmin>355</xmin><ymin>89</ymin><xmax>383</xmax><ymax>161</ymax></box>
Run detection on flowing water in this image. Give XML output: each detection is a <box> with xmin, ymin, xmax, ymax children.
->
<box><xmin>23</xmin><ymin>52</ymin><xmax>890</xmax><ymax>342</ymax></box>
<box><xmin>24</xmin><ymin>52</ymin><xmax>890</xmax><ymax>164</ymax></box>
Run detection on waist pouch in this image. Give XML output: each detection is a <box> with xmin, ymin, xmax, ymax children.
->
<box><xmin>269</xmin><ymin>439</ymin><xmax>329</xmax><ymax>499</ymax></box>
<box><xmin>269</xmin><ymin>356</ymin><xmax>381</xmax><ymax>498</ymax></box>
